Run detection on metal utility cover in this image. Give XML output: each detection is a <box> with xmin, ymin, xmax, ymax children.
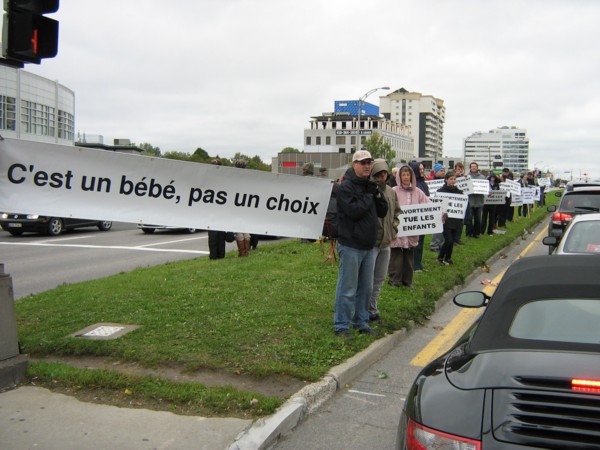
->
<box><xmin>71</xmin><ymin>323</ymin><xmax>140</xmax><ymax>340</ymax></box>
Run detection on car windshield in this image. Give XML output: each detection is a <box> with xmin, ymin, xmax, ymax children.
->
<box><xmin>563</xmin><ymin>221</ymin><xmax>600</xmax><ymax>253</ymax></box>
<box><xmin>560</xmin><ymin>192</ymin><xmax>600</xmax><ymax>212</ymax></box>
<box><xmin>509</xmin><ymin>299</ymin><xmax>600</xmax><ymax>344</ymax></box>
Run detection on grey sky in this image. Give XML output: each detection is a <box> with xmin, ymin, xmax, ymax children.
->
<box><xmin>27</xmin><ymin>0</ymin><xmax>600</xmax><ymax>179</ymax></box>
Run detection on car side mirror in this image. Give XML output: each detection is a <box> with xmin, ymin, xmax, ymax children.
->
<box><xmin>547</xmin><ymin>205</ymin><xmax>557</xmax><ymax>212</ymax></box>
<box><xmin>542</xmin><ymin>236</ymin><xmax>559</xmax><ymax>247</ymax></box>
<box><xmin>453</xmin><ymin>291</ymin><xmax>489</xmax><ymax>308</ymax></box>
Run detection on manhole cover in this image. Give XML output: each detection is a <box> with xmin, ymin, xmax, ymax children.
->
<box><xmin>71</xmin><ymin>323</ymin><xmax>140</xmax><ymax>340</ymax></box>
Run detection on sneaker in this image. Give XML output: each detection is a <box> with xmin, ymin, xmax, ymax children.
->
<box><xmin>369</xmin><ymin>314</ymin><xmax>380</xmax><ymax>322</ymax></box>
<box><xmin>437</xmin><ymin>258</ymin><xmax>444</xmax><ymax>265</ymax></box>
<box><xmin>358</xmin><ymin>328</ymin><xmax>378</xmax><ymax>336</ymax></box>
<box><xmin>388</xmin><ymin>280</ymin><xmax>401</xmax><ymax>287</ymax></box>
<box><xmin>444</xmin><ymin>259</ymin><xmax>454</xmax><ymax>265</ymax></box>
<box><xmin>334</xmin><ymin>329</ymin><xmax>351</xmax><ymax>338</ymax></box>
<box><xmin>455</xmin><ymin>240</ymin><xmax>464</xmax><ymax>245</ymax></box>
<box><xmin>414</xmin><ymin>269</ymin><xmax>423</xmax><ymax>273</ymax></box>
<box><xmin>402</xmin><ymin>282</ymin><xmax>414</xmax><ymax>289</ymax></box>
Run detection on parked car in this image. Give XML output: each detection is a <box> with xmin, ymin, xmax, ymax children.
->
<box><xmin>546</xmin><ymin>188</ymin><xmax>600</xmax><ymax>253</ymax></box>
<box><xmin>543</xmin><ymin>213</ymin><xmax>600</xmax><ymax>255</ymax></box>
<box><xmin>137</xmin><ymin>224</ymin><xmax>197</xmax><ymax>234</ymax></box>
<box><xmin>396</xmin><ymin>255</ymin><xmax>600</xmax><ymax>450</ymax></box>
<box><xmin>0</xmin><ymin>213</ymin><xmax>112</xmax><ymax>236</ymax></box>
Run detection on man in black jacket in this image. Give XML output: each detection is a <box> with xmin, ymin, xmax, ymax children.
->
<box><xmin>333</xmin><ymin>150</ymin><xmax>388</xmax><ymax>337</ymax></box>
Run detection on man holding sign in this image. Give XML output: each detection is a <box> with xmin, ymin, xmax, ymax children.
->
<box><xmin>436</xmin><ymin>170</ymin><xmax>465</xmax><ymax>265</ymax></box>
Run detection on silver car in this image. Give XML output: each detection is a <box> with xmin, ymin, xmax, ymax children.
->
<box><xmin>543</xmin><ymin>213</ymin><xmax>600</xmax><ymax>254</ymax></box>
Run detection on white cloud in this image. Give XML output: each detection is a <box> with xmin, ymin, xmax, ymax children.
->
<box><xmin>27</xmin><ymin>0</ymin><xmax>600</xmax><ymax>178</ymax></box>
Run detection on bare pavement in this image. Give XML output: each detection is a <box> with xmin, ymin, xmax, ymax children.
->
<box><xmin>0</xmin><ymin>222</ymin><xmax>547</xmax><ymax>450</ymax></box>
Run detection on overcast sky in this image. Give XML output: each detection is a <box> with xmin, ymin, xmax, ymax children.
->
<box><xmin>27</xmin><ymin>0</ymin><xmax>600</xmax><ymax>179</ymax></box>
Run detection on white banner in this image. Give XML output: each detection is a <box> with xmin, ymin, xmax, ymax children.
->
<box><xmin>484</xmin><ymin>190</ymin><xmax>508</xmax><ymax>205</ymax></box>
<box><xmin>470</xmin><ymin>178</ymin><xmax>491</xmax><ymax>195</ymax></box>
<box><xmin>511</xmin><ymin>194</ymin><xmax>523</xmax><ymax>206</ymax></box>
<box><xmin>0</xmin><ymin>139</ymin><xmax>333</xmax><ymax>239</ymax></box>
<box><xmin>456</xmin><ymin>177</ymin><xmax>472</xmax><ymax>195</ymax></box>
<box><xmin>522</xmin><ymin>187</ymin><xmax>536</xmax><ymax>205</ymax></box>
<box><xmin>500</xmin><ymin>179</ymin><xmax>521</xmax><ymax>197</ymax></box>
<box><xmin>538</xmin><ymin>177</ymin><xmax>551</xmax><ymax>187</ymax></box>
<box><xmin>397</xmin><ymin>203</ymin><xmax>443</xmax><ymax>237</ymax></box>
<box><xmin>434</xmin><ymin>192</ymin><xmax>469</xmax><ymax>219</ymax></box>
<box><xmin>425</xmin><ymin>178</ymin><xmax>444</xmax><ymax>195</ymax></box>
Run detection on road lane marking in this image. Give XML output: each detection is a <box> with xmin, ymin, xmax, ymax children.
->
<box><xmin>347</xmin><ymin>389</ymin><xmax>386</xmax><ymax>398</ymax></box>
<box><xmin>410</xmin><ymin>226</ymin><xmax>548</xmax><ymax>367</ymax></box>
<box><xmin>136</xmin><ymin>235</ymin><xmax>208</xmax><ymax>248</ymax></box>
<box><xmin>0</xmin><ymin>242</ymin><xmax>208</xmax><ymax>254</ymax></box>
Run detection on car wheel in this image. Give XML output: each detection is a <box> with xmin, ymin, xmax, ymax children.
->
<box><xmin>98</xmin><ymin>221</ymin><xmax>112</xmax><ymax>231</ymax></box>
<box><xmin>47</xmin><ymin>218</ymin><xmax>64</xmax><ymax>236</ymax></box>
<box><xmin>8</xmin><ymin>230</ymin><xmax>23</xmax><ymax>236</ymax></box>
<box><xmin>185</xmin><ymin>228</ymin><xmax>196</xmax><ymax>233</ymax></box>
<box><xmin>141</xmin><ymin>228</ymin><xmax>155</xmax><ymax>234</ymax></box>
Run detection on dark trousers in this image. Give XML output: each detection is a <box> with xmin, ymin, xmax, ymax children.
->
<box><xmin>208</xmin><ymin>230</ymin><xmax>226</xmax><ymax>259</ymax></box>
<box><xmin>481</xmin><ymin>205</ymin><xmax>496</xmax><ymax>235</ymax></box>
<box><xmin>465</xmin><ymin>206</ymin><xmax>483</xmax><ymax>237</ymax></box>
<box><xmin>518</xmin><ymin>204</ymin><xmax>529</xmax><ymax>217</ymax></box>
<box><xmin>388</xmin><ymin>247</ymin><xmax>415</xmax><ymax>286</ymax></box>
<box><xmin>439</xmin><ymin>227</ymin><xmax>460</xmax><ymax>262</ymax></box>
<box><xmin>507</xmin><ymin>203</ymin><xmax>515</xmax><ymax>222</ymax></box>
<box><xmin>414</xmin><ymin>235</ymin><xmax>425</xmax><ymax>270</ymax></box>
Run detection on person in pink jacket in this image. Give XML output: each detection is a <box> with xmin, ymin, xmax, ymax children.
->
<box><xmin>388</xmin><ymin>165</ymin><xmax>431</xmax><ymax>288</ymax></box>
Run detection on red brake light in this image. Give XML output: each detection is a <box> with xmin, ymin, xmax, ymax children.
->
<box><xmin>572</xmin><ymin>378</ymin><xmax>600</xmax><ymax>393</ymax></box>
<box><xmin>551</xmin><ymin>212</ymin><xmax>573</xmax><ymax>225</ymax></box>
<box><xmin>407</xmin><ymin>419</ymin><xmax>481</xmax><ymax>450</ymax></box>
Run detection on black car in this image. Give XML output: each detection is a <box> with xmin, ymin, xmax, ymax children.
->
<box><xmin>396</xmin><ymin>255</ymin><xmax>600</xmax><ymax>450</ymax></box>
<box><xmin>0</xmin><ymin>213</ymin><xmax>112</xmax><ymax>236</ymax></box>
<box><xmin>546</xmin><ymin>188</ymin><xmax>600</xmax><ymax>253</ymax></box>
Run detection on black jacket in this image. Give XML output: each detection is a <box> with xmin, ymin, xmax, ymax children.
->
<box><xmin>409</xmin><ymin>161</ymin><xmax>430</xmax><ymax>197</ymax></box>
<box><xmin>336</xmin><ymin>167</ymin><xmax>388</xmax><ymax>250</ymax></box>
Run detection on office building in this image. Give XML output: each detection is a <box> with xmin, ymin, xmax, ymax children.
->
<box><xmin>463</xmin><ymin>126</ymin><xmax>529</xmax><ymax>174</ymax></box>
<box><xmin>379</xmin><ymin>88</ymin><xmax>445</xmax><ymax>160</ymax></box>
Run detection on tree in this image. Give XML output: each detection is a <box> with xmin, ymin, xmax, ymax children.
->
<box><xmin>162</xmin><ymin>151</ymin><xmax>192</xmax><ymax>162</ymax></box>
<box><xmin>363</xmin><ymin>132</ymin><xmax>395</xmax><ymax>166</ymax></box>
<box><xmin>190</xmin><ymin>147</ymin><xmax>210</xmax><ymax>163</ymax></box>
<box><xmin>138</xmin><ymin>142</ymin><xmax>161</xmax><ymax>157</ymax></box>
<box><xmin>281</xmin><ymin>147</ymin><xmax>301</xmax><ymax>153</ymax></box>
<box><xmin>231</xmin><ymin>152</ymin><xmax>271</xmax><ymax>171</ymax></box>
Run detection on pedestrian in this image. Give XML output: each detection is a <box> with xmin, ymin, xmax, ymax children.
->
<box><xmin>518</xmin><ymin>173</ymin><xmax>529</xmax><ymax>218</ymax></box>
<box><xmin>495</xmin><ymin>173</ymin><xmax>508</xmax><ymax>227</ymax></box>
<box><xmin>233</xmin><ymin>159</ymin><xmax>252</xmax><ymax>256</ymax></box>
<box><xmin>453</xmin><ymin>162</ymin><xmax>466</xmax><ymax>245</ymax></box>
<box><xmin>437</xmin><ymin>170</ymin><xmax>464</xmax><ymax>265</ymax></box>
<box><xmin>368</xmin><ymin>159</ymin><xmax>401</xmax><ymax>322</ymax></box>
<box><xmin>388</xmin><ymin>165</ymin><xmax>430</xmax><ymax>288</ymax></box>
<box><xmin>207</xmin><ymin>159</ymin><xmax>227</xmax><ymax>260</ymax></box>
<box><xmin>408</xmin><ymin>161</ymin><xmax>430</xmax><ymax>271</ymax></box>
<box><xmin>429</xmin><ymin>163</ymin><xmax>445</xmax><ymax>252</ymax></box>
<box><xmin>464</xmin><ymin>162</ymin><xmax>486</xmax><ymax>238</ymax></box>
<box><xmin>481</xmin><ymin>173</ymin><xmax>499</xmax><ymax>235</ymax></box>
<box><xmin>502</xmin><ymin>168</ymin><xmax>515</xmax><ymax>222</ymax></box>
<box><xmin>333</xmin><ymin>150</ymin><xmax>388</xmax><ymax>337</ymax></box>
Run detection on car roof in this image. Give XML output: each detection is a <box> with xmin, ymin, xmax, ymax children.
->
<box><xmin>469</xmin><ymin>255</ymin><xmax>600</xmax><ymax>352</ymax></box>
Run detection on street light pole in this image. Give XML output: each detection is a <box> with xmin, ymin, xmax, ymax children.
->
<box><xmin>356</xmin><ymin>86</ymin><xmax>390</xmax><ymax>152</ymax></box>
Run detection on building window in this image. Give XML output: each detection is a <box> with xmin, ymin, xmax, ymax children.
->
<box><xmin>316</xmin><ymin>136</ymin><xmax>321</xmax><ymax>145</ymax></box>
<box><xmin>0</xmin><ymin>95</ymin><xmax>16</xmax><ymax>131</ymax></box>
<box><xmin>339</xmin><ymin>148</ymin><xmax>345</xmax><ymax>153</ymax></box>
<box><xmin>326</xmin><ymin>136</ymin><xmax>331</xmax><ymax>145</ymax></box>
<box><xmin>306</xmin><ymin>136</ymin><xmax>311</xmax><ymax>145</ymax></box>
<box><xmin>21</xmin><ymin>100</ymin><xmax>55</xmax><ymax>137</ymax></box>
<box><xmin>58</xmin><ymin>110</ymin><xmax>74</xmax><ymax>140</ymax></box>
<box><xmin>336</xmin><ymin>136</ymin><xmax>345</xmax><ymax>145</ymax></box>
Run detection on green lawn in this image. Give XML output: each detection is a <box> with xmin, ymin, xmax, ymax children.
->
<box><xmin>15</xmin><ymin>196</ymin><xmax>557</xmax><ymax>417</ymax></box>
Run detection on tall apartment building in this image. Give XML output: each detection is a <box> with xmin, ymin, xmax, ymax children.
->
<box><xmin>379</xmin><ymin>88</ymin><xmax>445</xmax><ymax>160</ymax></box>
<box><xmin>463</xmin><ymin>126</ymin><xmax>529</xmax><ymax>174</ymax></box>
<box><xmin>303</xmin><ymin>103</ymin><xmax>414</xmax><ymax>162</ymax></box>
<box><xmin>0</xmin><ymin>66</ymin><xmax>75</xmax><ymax>145</ymax></box>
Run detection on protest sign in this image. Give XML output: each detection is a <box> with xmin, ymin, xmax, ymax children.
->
<box><xmin>397</xmin><ymin>203</ymin><xmax>443</xmax><ymax>237</ymax></box>
<box><xmin>538</xmin><ymin>177</ymin><xmax>551</xmax><ymax>187</ymax></box>
<box><xmin>434</xmin><ymin>192</ymin><xmax>468</xmax><ymax>219</ymax></box>
<box><xmin>484</xmin><ymin>190</ymin><xmax>508</xmax><ymax>205</ymax></box>
<box><xmin>522</xmin><ymin>187</ymin><xmax>536</xmax><ymax>205</ymax></box>
<box><xmin>470</xmin><ymin>178</ymin><xmax>490</xmax><ymax>195</ymax></box>
<box><xmin>511</xmin><ymin>194</ymin><xmax>523</xmax><ymax>206</ymax></box>
<box><xmin>456</xmin><ymin>177</ymin><xmax>472</xmax><ymax>195</ymax></box>
<box><xmin>500</xmin><ymin>179</ymin><xmax>521</xmax><ymax>197</ymax></box>
<box><xmin>0</xmin><ymin>138</ymin><xmax>332</xmax><ymax>239</ymax></box>
<box><xmin>425</xmin><ymin>178</ymin><xmax>444</xmax><ymax>195</ymax></box>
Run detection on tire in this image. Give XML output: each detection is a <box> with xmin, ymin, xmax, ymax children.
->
<box><xmin>98</xmin><ymin>221</ymin><xmax>112</xmax><ymax>231</ymax></box>
<box><xmin>141</xmin><ymin>228</ymin><xmax>155</xmax><ymax>234</ymax></box>
<box><xmin>8</xmin><ymin>230</ymin><xmax>23</xmax><ymax>236</ymax></box>
<box><xmin>185</xmin><ymin>228</ymin><xmax>196</xmax><ymax>233</ymax></box>
<box><xmin>47</xmin><ymin>218</ymin><xmax>64</xmax><ymax>236</ymax></box>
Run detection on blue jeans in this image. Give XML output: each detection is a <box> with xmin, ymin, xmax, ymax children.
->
<box><xmin>334</xmin><ymin>242</ymin><xmax>375</xmax><ymax>332</ymax></box>
<box><xmin>369</xmin><ymin>246</ymin><xmax>390</xmax><ymax>317</ymax></box>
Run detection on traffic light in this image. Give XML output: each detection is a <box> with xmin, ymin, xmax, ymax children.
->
<box><xmin>2</xmin><ymin>0</ymin><xmax>59</xmax><ymax>65</ymax></box>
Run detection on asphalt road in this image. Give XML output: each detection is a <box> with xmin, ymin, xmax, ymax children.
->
<box><xmin>274</xmin><ymin>221</ymin><xmax>550</xmax><ymax>450</ymax></box>
<box><xmin>0</xmin><ymin>222</ymin><xmax>240</xmax><ymax>300</ymax></box>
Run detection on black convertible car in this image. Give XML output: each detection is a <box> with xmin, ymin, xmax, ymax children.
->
<box><xmin>396</xmin><ymin>255</ymin><xmax>600</xmax><ymax>450</ymax></box>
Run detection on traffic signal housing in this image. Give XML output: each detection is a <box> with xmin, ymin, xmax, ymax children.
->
<box><xmin>2</xmin><ymin>0</ymin><xmax>59</xmax><ymax>65</ymax></box>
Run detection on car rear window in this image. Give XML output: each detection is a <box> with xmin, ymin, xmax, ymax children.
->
<box><xmin>563</xmin><ymin>221</ymin><xmax>600</xmax><ymax>253</ymax></box>
<box><xmin>559</xmin><ymin>191</ymin><xmax>600</xmax><ymax>212</ymax></box>
<box><xmin>509</xmin><ymin>299</ymin><xmax>600</xmax><ymax>344</ymax></box>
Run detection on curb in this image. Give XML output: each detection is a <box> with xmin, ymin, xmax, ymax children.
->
<box><xmin>227</xmin><ymin>222</ymin><xmax>546</xmax><ymax>450</ymax></box>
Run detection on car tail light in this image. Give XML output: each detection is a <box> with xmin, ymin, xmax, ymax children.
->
<box><xmin>407</xmin><ymin>419</ymin><xmax>481</xmax><ymax>450</ymax></box>
<box><xmin>572</xmin><ymin>378</ymin><xmax>600</xmax><ymax>393</ymax></box>
<box><xmin>551</xmin><ymin>211</ymin><xmax>573</xmax><ymax>225</ymax></box>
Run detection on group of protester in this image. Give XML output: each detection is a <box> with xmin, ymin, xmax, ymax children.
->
<box><xmin>332</xmin><ymin>152</ymin><xmax>540</xmax><ymax>337</ymax></box>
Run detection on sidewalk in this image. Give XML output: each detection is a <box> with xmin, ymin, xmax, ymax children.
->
<box><xmin>0</xmin><ymin>222</ymin><xmax>546</xmax><ymax>450</ymax></box>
